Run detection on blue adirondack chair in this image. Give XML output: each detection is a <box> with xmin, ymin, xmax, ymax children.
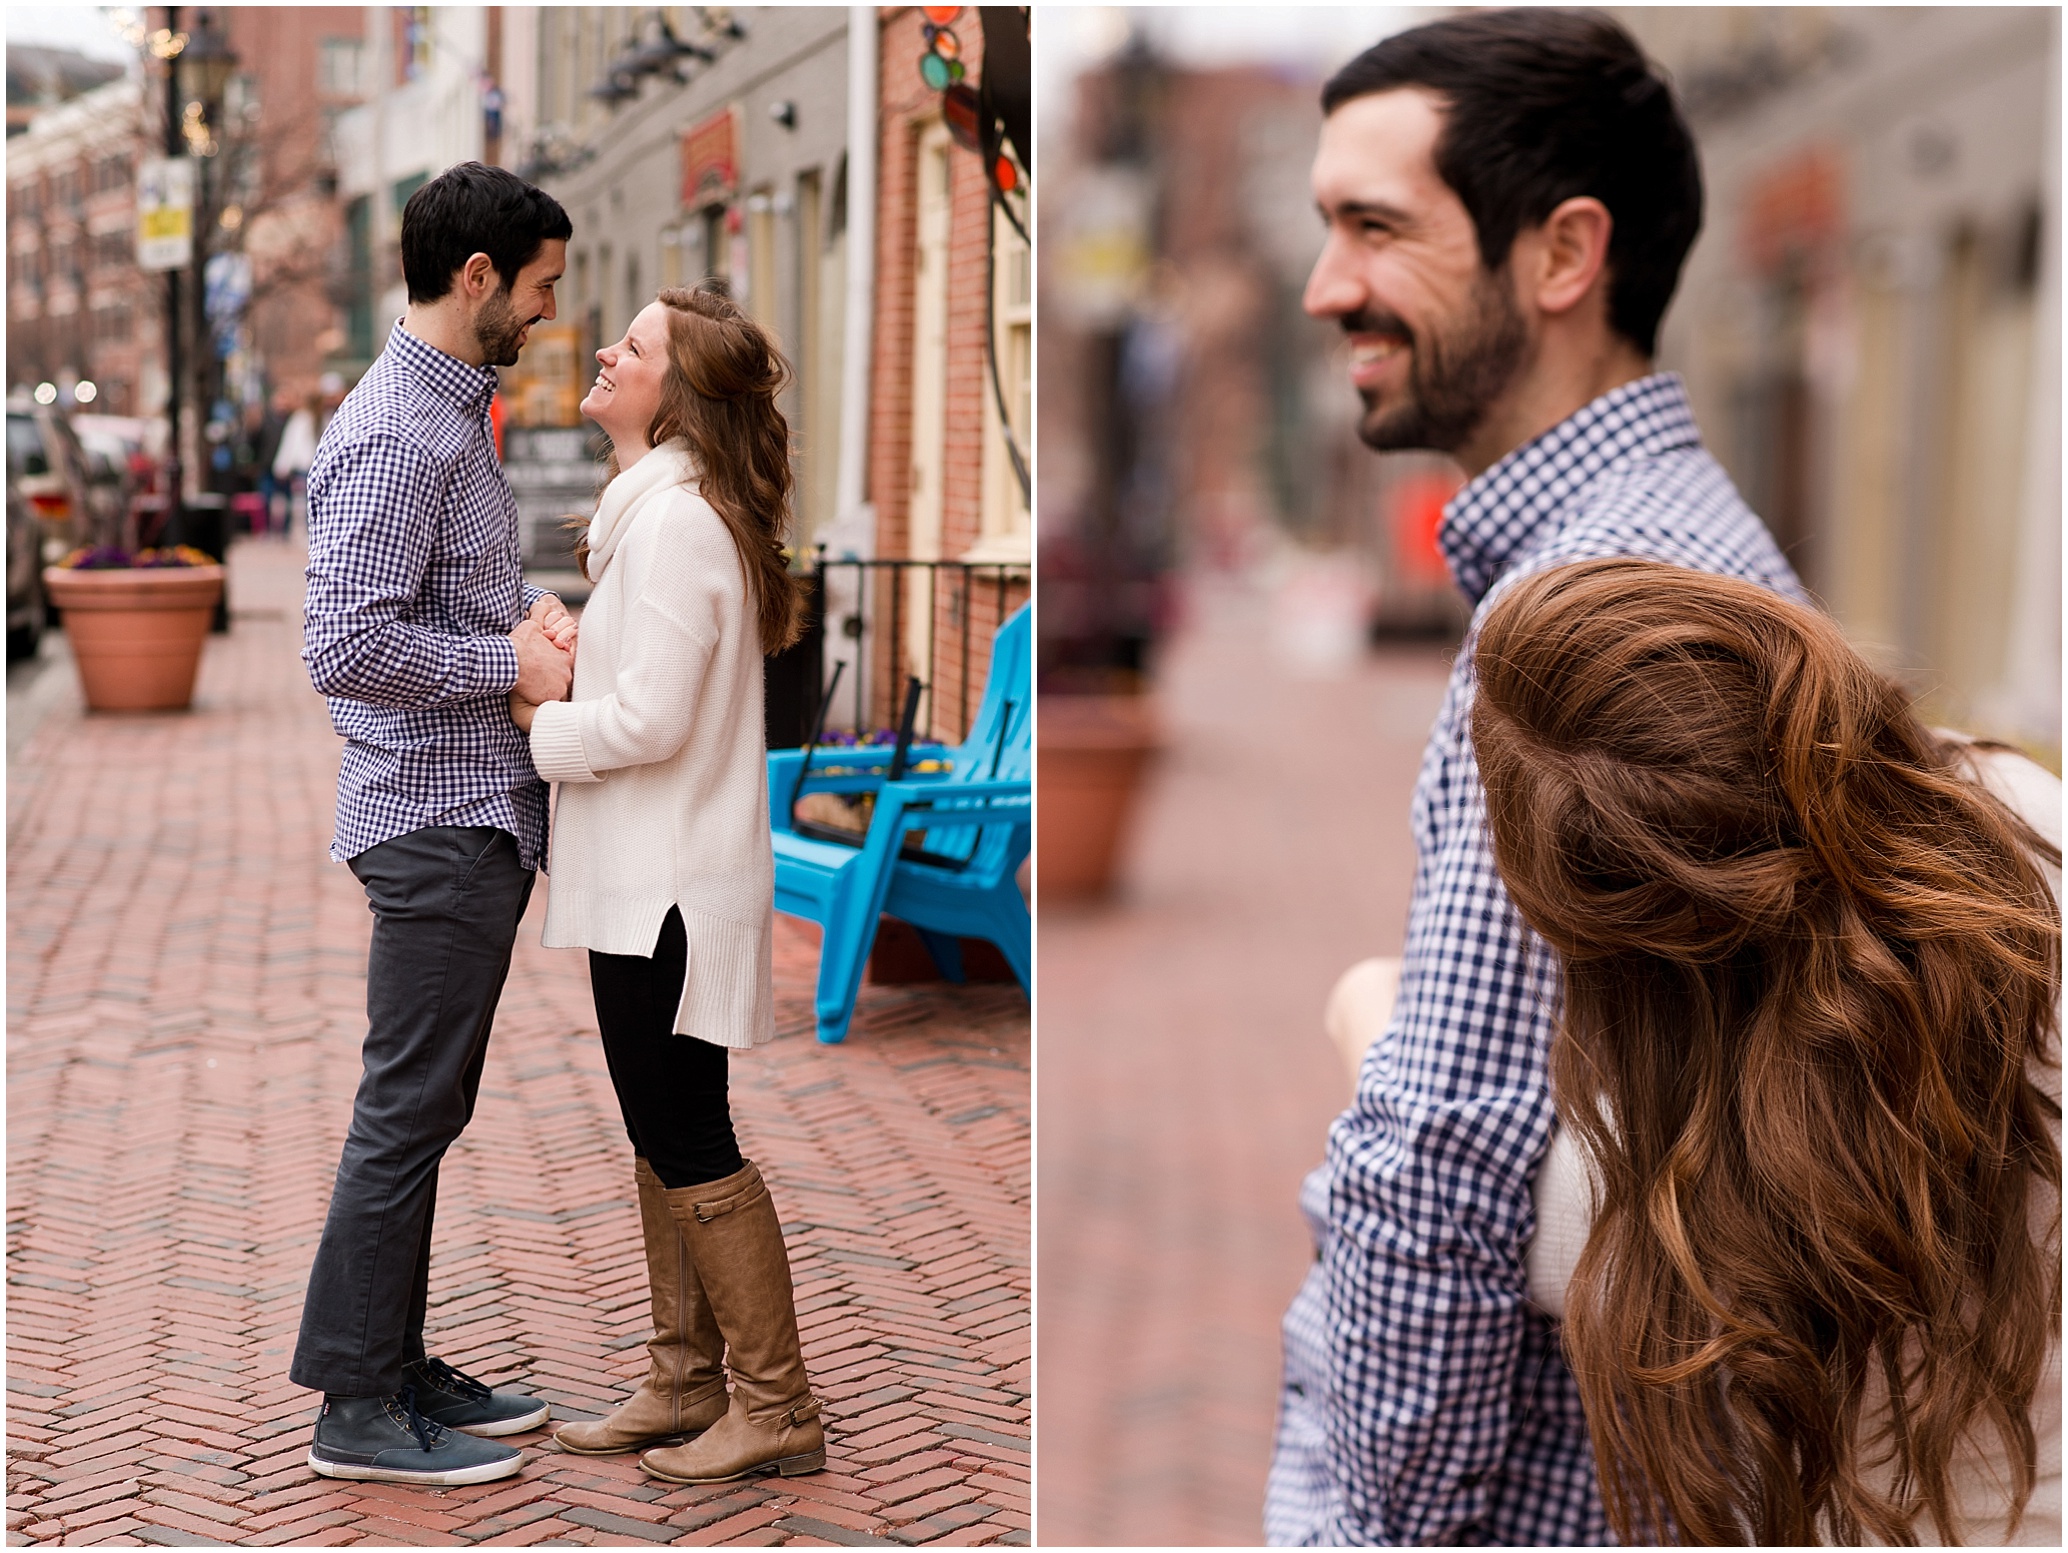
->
<box><xmin>768</xmin><ymin>605</ymin><xmax>1031</xmax><ymax>1043</ymax></box>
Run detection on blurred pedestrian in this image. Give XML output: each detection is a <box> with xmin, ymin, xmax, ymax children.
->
<box><xmin>1473</xmin><ymin>559</ymin><xmax>2059</xmax><ymax>1545</ymax></box>
<box><xmin>508</xmin><ymin>280</ymin><xmax>826</xmax><ymax>1486</ymax></box>
<box><xmin>295</xmin><ymin>160</ymin><xmax>576</xmax><ymax>1487</ymax></box>
<box><xmin>1267</xmin><ymin>9</ymin><xmax>1810</xmax><ymax>1545</ymax></box>
<box><xmin>256</xmin><ymin>388</ymin><xmax>294</xmax><ymax>534</ymax></box>
<box><xmin>270</xmin><ymin>389</ymin><xmax>321</xmax><ymax>538</ymax></box>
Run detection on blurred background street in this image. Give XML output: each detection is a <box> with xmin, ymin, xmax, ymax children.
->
<box><xmin>1039</xmin><ymin>574</ymin><xmax>1444</xmax><ymax>1545</ymax></box>
<box><xmin>1036</xmin><ymin>5</ymin><xmax>2061</xmax><ymax>1544</ymax></box>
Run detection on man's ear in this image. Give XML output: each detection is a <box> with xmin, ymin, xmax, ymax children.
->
<box><xmin>459</xmin><ymin>252</ymin><xmax>499</xmax><ymax>301</ymax></box>
<box><xmin>1529</xmin><ymin>196</ymin><xmax>1614</xmax><ymax>319</ymax></box>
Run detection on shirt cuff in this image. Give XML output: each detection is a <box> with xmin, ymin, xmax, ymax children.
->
<box><xmin>469</xmin><ymin>635</ymin><xmax>522</xmax><ymax>698</ymax></box>
<box><xmin>529</xmin><ymin>699</ymin><xmax>599</xmax><ymax>783</ymax></box>
<box><xmin>521</xmin><ymin>583</ymin><xmax>551</xmax><ymax>614</ymax></box>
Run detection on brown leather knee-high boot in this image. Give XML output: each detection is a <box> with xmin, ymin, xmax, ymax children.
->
<box><xmin>639</xmin><ymin>1160</ymin><xmax>824</xmax><ymax>1483</ymax></box>
<box><xmin>555</xmin><ymin>1158</ymin><xmax>729</xmax><ymax>1454</ymax></box>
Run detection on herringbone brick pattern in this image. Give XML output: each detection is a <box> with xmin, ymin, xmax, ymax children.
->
<box><xmin>7</xmin><ymin>539</ymin><xmax>1029</xmax><ymax>1547</ymax></box>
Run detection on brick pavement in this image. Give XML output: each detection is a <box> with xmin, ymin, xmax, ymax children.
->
<box><xmin>1036</xmin><ymin>572</ymin><xmax>1449</xmax><ymax>1545</ymax></box>
<box><xmin>7</xmin><ymin>538</ymin><xmax>1028</xmax><ymax>1548</ymax></box>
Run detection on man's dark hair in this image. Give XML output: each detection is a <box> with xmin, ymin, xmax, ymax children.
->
<box><xmin>1323</xmin><ymin>8</ymin><xmax>1701</xmax><ymax>357</ymax></box>
<box><xmin>399</xmin><ymin>162</ymin><xmax>573</xmax><ymax>304</ymax></box>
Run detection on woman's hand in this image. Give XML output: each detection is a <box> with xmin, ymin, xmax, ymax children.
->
<box><xmin>509</xmin><ymin>690</ymin><xmax>539</xmax><ymax>733</ymax></box>
<box><xmin>530</xmin><ymin>594</ymin><xmax>579</xmax><ymax>654</ymax></box>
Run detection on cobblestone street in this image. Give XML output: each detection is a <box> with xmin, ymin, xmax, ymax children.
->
<box><xmin>6</xmin><ymin>540</ymin><xmax>1029</xmax><ymax>1548</ymax></box>
<box><xmin>1037</xmin><ymin>572</ymin><xmax>1448</xmax><ymax>1545</ymax></box>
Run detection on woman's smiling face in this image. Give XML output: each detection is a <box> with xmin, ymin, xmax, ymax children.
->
<box><xmin>581</xmin><ymin>301</ymin><xmax>673</xmax><ymax>455</ymax></box>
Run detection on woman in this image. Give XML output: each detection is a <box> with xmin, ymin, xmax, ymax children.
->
<box><xmin>1471</xmin><ymin>559</ymin><xmax>2059</xmax><ymax>1545</ymax></box>
<box><xmin>509</xmin><ymin>282</ymin><xmax>823</xmax><ymax>1485</ymax></box>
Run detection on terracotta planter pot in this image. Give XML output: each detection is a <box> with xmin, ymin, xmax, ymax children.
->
<box><xmin>1038</xmin><ymin>694</ymin><xmax>1161</xmax><ymax>900</ymax></box>
<box><xmin>42</xmin><ymin>565</ymin><xmax>225</xmax><ymax>712</ymax></box>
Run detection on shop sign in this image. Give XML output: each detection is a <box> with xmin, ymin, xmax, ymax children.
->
<box><xmin>1742</xmin><ymin>148</ymin><xmax>1844</xmax><ymax>277</ymax></box>
<box><xmin>681</xmin><ymin>105</ymin><xmax>741</xmax><ymax>208</ymax></box>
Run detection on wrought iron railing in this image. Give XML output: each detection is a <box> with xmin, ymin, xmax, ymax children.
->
<box><xmin>766</xmin><ymin>554</ymin><xmax>1031</xmax><ymax>749</ymax></box>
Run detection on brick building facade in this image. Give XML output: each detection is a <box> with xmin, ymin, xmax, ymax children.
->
<box><xmin>5</xmin><ymin>8</ymin><xmax>365</xmax><ymax>418</ymax></box>
<box><xmin>6</xmin><ymin>78</ymin><xmax>156</xmax><ymax>414</ymax></box>
<box><xmin>222</xmin><ymin>5</ymin><xmax>368</xmax><ymax>404</ymax></box>
<box><xmin>867</xmin><ymin>6</ymin><xmax>1030</xmax><ymax>742</ymax></box>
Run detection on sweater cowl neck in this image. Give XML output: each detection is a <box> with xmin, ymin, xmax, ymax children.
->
<box><xmin>585</xmin><ymin>438</ymin><xmax>698</xmax><ymax>581</ymax></box>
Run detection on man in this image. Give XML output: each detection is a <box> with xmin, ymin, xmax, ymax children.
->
<box><xmin>294</xmin><ymin>161</ymin><xmax>580</xmax><ymax>1487</ymax></box>
<box><xmin>1265</xmin><ymin>12</ymin><xmax>1809</xmax><ymax>1545</ymax></box>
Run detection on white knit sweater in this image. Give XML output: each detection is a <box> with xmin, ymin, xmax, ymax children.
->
<box><xmin>528</xmin><ymin>439</ymin><xmax>774</xmax><ymax>1049</ymax></box>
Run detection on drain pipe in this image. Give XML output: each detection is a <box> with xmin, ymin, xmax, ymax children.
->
<box><xmin>832</xmin><ymin>6</ymin><xmax>878</xmax><ymax>553</ymax></box>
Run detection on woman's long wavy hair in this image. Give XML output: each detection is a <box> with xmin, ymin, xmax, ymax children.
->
<box><xmin>1472</xmin><ymin>559</ymin><xmax>2060</xmax><ymax>1545</ymax></box>
<box><xmin>579</xmin><ymin>281</ymin><xmax>803</xmax><ymax>654</ymax></box>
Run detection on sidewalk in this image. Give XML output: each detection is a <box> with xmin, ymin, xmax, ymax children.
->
<box><xmin>1036</xmin><ymin>571</ymin><xmax>1449</xmax><ymax>1545</ymax></box>
<box><xmin>6</xmin><ymin>539</ymin><xmax>1028</xmax><ymax>1548</ymax></box>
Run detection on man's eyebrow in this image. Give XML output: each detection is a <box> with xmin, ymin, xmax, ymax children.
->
<box><xmin>1325</xmin><ymin>197</ymin><xmax>1417</xmax><ymax>228</ymax></box>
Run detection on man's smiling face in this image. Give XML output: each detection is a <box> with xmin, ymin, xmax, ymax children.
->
<box><xmin>1304</xmin><ymin>87</ymin><xmax>1531</xmax><ymax>455</ymax></box>
<box><xmin>472</xmin><ymin>239</ymin><xmax>566</xmax><ymax>368</ymax></box>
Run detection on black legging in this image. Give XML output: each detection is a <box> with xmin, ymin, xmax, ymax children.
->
<box><xmin>587</xmin><ymin>907</ymin><xmax>746</xmax><ymax>1190</ymax></box>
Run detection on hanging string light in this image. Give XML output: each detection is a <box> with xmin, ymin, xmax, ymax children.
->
<box><xmin>918</xmin><ymin>7</ymin><xmax>966</xmax><ymax>91</ymax></box>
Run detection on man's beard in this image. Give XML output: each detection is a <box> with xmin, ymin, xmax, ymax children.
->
<box><xmin>472</xmin><ymin>285</ymin><xmax>534</xmax><ymax>368</ymax></box>
<box><xmin>1351</xmin><ymin>268</ymin><xmax>1530</xmax><ymax>454</ymax></box>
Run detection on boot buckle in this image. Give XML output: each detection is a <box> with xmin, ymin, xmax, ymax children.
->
<box><xmin>786</xmin><ymin>1397</ymin><xmax>823</xmax><ymax>1428</ymax></box>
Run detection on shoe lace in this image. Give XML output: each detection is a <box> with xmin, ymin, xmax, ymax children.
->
<box><xmin>392</xmin><ymin>1385</ymin><xmax>446</xmax><ymax>1453</ymax></box>
<box><xmin>417</xmin><ymin>1356</ymin><xmax>494</xmax><ymax>1405</ymax></box>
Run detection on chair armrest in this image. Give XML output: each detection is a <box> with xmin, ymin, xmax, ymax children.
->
<box><xmin>870</xmin><ymin>778</ymin><xmax>1030</xmax><ymax>837</ymax></box>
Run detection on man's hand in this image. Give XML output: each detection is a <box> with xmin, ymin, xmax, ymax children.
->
<box><xmin>529</xmin><ymin>594</ymin><xmax>578</xmax><ymax>653</ymax></box>
<box><xmin>511</xmin><ymin>617</ymin><xmax>573</xmax><ymax>703</ymax></box>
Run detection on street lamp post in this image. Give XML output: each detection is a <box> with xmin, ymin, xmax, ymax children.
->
<box><xmin>160</xmin><ymin>5</ymin><xmax>186</xmax><ymax>547</ymax></box>
<box><xmin>170</xmin><ymin>8</ymin><xmax>236</xmax><ymax>606</ymax></box>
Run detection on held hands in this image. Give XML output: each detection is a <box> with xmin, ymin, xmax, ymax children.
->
<box><xmin>510</xmin><ymin>597</ymin><xmax>575</xmax><ymax>732</ymax></box>
<box><xmin>530</xmin><ymin>593</ymin><xmax>578</xmax><ymax>653</ymax></box>
<box><xmin>510</xmin><ymin>596</ymin><xmax>577</xmax><ymax>733</ymax></box>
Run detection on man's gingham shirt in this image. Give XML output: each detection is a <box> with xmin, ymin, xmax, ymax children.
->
<box><xmin>1265</xmin><ymin>375</ymin><xmax>1809</xmax><ymax>1546</ymax></box>
<box><xmin>302</xmin><ymin>322</ymin><xmax>551</xmax><ymax>869</ymax></box>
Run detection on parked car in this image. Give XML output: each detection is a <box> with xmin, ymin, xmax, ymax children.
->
<box><xmin>7</xmin><ymin>483</ymin><xmax>45</xmax><ymax>661</ymax></box>
<box><xmin>6</xmin><ymin>396</ymin><xmax>125</xmax><ymax>558</ymax></box>
<box><xmin>8</xmin><ymin>401</ymin><xmax>98</xmax><ymax>558</ymax></box>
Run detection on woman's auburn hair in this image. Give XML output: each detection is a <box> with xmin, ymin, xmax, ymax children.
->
<box><xmin>1471</xmin><ymin>558</ymin><xmax>2061</xmax><ymax>1546</ymax></box>
<box><xmin>581</xmin><ymin>282</ymin><xmax>804</xmax><ymax>656</ymax></box>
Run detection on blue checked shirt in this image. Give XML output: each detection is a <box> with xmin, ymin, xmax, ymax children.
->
<box><xmin>1266</xmin><ymin>375</ymin><xmax>1808</xmax><ymax>1546</ymax></box>
<box><xmin>302</xmin><ymin>322</ymin><xmax>552</xmax><ymax>869</ymax></box>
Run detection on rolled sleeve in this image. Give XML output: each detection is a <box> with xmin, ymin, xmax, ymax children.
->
<box><xmin>303</xmin><ymin>433</ymin><xmax>521</xmax><ymax>707</ymax></box>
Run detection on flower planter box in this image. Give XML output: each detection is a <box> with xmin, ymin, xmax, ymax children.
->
<box><xmin>42</xmin><ymin>564</ymin><xmax>225</xmax><ymax>712</ymax></box>
<box><xmin>1037</xmin><ymin>693</ymin><xmax>1161</xmax><ymax>900</ymax></box>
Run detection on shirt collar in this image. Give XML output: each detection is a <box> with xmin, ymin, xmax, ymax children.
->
<box><xmin>386</xmin><ymin>320</ymin><xmax>499</xmax><ymax>414</ymax></box>
<box><xmin>1439</xmin><ymin>371</ymin><xmax>1703</xmax><ymax>604</ymax></box>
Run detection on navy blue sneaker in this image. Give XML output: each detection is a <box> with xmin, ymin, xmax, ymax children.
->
<box><xmin>404</xmin><ymin>1357</ymin><xmax>551</xmax><ymax>1437</ymax></box>
<box><xmin>308</xmin><ymin>1389</ymin><xmax>522</xmax><ymax>1486</ymax></box>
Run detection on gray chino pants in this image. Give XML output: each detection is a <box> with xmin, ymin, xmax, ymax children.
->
<box><xmin>290</xmin><ymin>825</ymin><xmax>535</xmax><ymax>1397</ymax></box>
